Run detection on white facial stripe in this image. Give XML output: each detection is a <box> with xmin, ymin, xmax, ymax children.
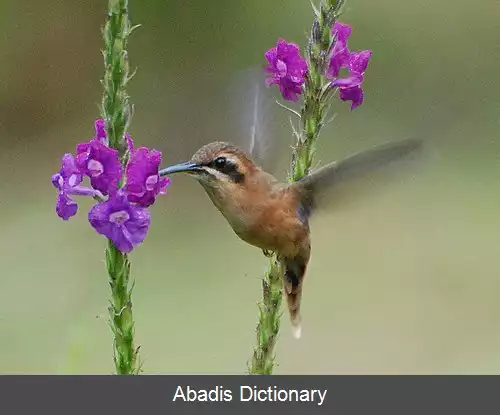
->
<box><xmin>196</xmin><ymin>166</ymin><xmax>235</xmax><ymax>184</ymax></box>
<box><xmin>202</xmin><ymin>166</ymin><xmax>226</xmax><ymax>181</ymax></box>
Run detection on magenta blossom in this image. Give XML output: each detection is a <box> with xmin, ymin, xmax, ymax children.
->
<box><xmin>332</xmin><ymin>50</ymin><xmax>372</xmax><ymax>110</ymax></box>
<box><xmin>126</xmin><ymin>147</ymin><xmax>171</xmax><ymax>207</ymax></box>
<box><xmin>52</xmin><ymin>119</ymin><xmax>169</xmax><ymax>253</ymax></box>
<box><xmin>51</xmin><ymin>153</ymin><xmax>101</xmax><ymax>220</ymax></box>
<box><xmin>327</xmin><ymin>22</ymin><xmax>353</xmax><ymax>79</ymax></box>
<box><xmin>327</xmin><ymin>22</ymin><xmax>373</xmax><ymax>110</ymax></box>
<box><xmin>76</xmin><ymin>137</ymin><xmax>123</xmax><ymax>196</ymax></box>
<box><xmin>265</xmin><ymin>39</ymin><xmax>308</xmax><ymax>102</ymax></box>
<box><xmin>88</xmin><ymin>191</ymin><xmax>151</xmax><ymax>254</ymax></box>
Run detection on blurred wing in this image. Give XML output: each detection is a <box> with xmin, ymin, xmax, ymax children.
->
<box><xmin>292</xmin><ymin>138</ymin><xmax>424</xmax><ymax>215</ymax></box>
<box><xmin>225</xmin><ymin>67</ymin><xmax>281</xmax><ymax>171</ymax></box>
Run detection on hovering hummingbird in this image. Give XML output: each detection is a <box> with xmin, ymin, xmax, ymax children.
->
<box><xmin>158</xmin><ymin>137</ymin><xmax>422</xmax><ymax>339</ymax></box>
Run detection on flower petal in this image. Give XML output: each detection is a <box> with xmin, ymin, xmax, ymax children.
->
<box><xmin>339</xmin><ymin>86</ymin><xmax>364</xmax><ymax>110</ymax></box>
<box><xmin>123</xmin><ymin>207</ymin><xmax>151</xmax><ymax>250</ymax></box>
<box><xmin>158</xmin><ymin>177</ymin><xmax>171</xmax><ymax>195</ymax></box>
<box><xmin>349</xmin><ymin>50</ymin><xmax>373</xmax><ymax>75</ymax></box>
<box><xmin>327</xmin><ymin>47</ymin><xmax>350</xmax><ymax>79</ymax></box>
<box><xmin>52</xmin><ymin>173</ymin><xmax>63</xmax><ymax>190</ymax></box>
<box><xmin>265</xmin><ymin>39</ymin><xmax>308</xmax><ymax>102</ymax></box>
<box><xmin>332</xmin><ymin>73</ymin><xmax>364</xmax><ymax>89</ymax></box>
<box><xmin>265</xmin><ymin>48</ymin><xmax>277</xmax><ymax>66</ymax></box>
<box><xmin>56</xmin><ymin>193</ymin><xmax>78</xmax><ymax>220</ymax></box>
<box><xmin>126</xmin><ymin>147</ymin><xmax>168</xmax><ymax>207</ymax></box>
<box><xmin>88</xmin><ymin>192</ymin><xmax>151</xmax><ymax>253</ymax></box>
<box><xmin>332</xmin><ymin>22</ymin><xmax>352</xmax><ymax>42</ymax></box>
<box><xmin>77</xmin><ymin>138</ymin><xmax>122</xmax><ymax>196</ymax></box>
<box><xmin>327</xmin><ymin>23</ymin><xmax>353</xmax><ymax>80</ymax></box>
<box><xmin>60</xmin><ymin>153</ymin><xmax>83</xmax><ymax>185</ymax></box>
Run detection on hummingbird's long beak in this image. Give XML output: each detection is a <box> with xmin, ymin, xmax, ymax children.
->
<box><xmin>159</xmin><ymin>162</ymin><xmax>202</xmax><ymax>177</ymax></box>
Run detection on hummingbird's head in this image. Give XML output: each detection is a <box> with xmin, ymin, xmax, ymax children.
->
<box><xmin>159</xmin><ymin>142</ymin><xmax>258</xmax><ymax>190</ymax></box>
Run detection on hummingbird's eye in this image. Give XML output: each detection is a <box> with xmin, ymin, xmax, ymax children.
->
<box><xmin>210</xmin><ymin>154</ymin><xmax>245</xmax><ymax>183</ymax></box>
<box><xmin>214</xmin><ymin>156</ymin><xmax>227</xmax><ymax>169</ymax></box>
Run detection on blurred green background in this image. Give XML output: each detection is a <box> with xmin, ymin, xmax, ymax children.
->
<box><xmin>0</xmin><ymin>0</ymin><xmax>499</xmax><ymax>374</ymax></box>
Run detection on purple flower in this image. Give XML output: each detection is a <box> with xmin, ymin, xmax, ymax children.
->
<box><xmin>327</xmin><ymin>22</ymin><xmax>353</xmax><ymax>79</ymax></box>
<box><xmin>326</xmin><ymin>23</ymin><xmax>373</xmax><ymax>110</ymax></box>
<box><xmin>333</xmin><ymin>50</ymin><xmax>373</xmax><ymax>110</ymax></box>
<box><xmin>52</xmin><ymin>153</ymin><xmax>83</xmax><ymax>190</ymax></box>
<box><xmin>76</xmin><ymin>137</ymin><xmax>123</xmax><ymax>196</ymax></box>
<box><xmin>349</xmin><ymin>50</ymin><xmax>372</xmax><ymax>75</ymax></box>
<box><xmin>339</xmin><ymin>86</ymin><xmax>364</xmax><ymax>110</ymax></box>
<box><xmin>54</xmin><ymin>193</ymin><xmax>78</xmax><ymax>220</ymax></box>
<box><xmin>265</xmin><ymin>39</ymin><xmax>308</xmax><ymax>102</ymax></box>
<box><xmin>88</xmin><ymin>191</ymin><xmax>151</xmax><ymax>254</ymax></box>
<box><xmin>126</xmin><ymin>147</ymin><xmax>171</xmax><ymax>207</ymax></box>
<box><xmin>52</xmin><ymin>119</ymin><xmax>168</xmax><ymax>253</ymax></box>
<box><xmin>52</xmin><ymin>153</ymin><xmax>100</xmax><ymax>220</ymax></box>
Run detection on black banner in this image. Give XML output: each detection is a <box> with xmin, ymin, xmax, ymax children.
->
<box><xmin>1</xmin><ymin>376</ymin><xmax>499</xmax><ymax>414</ymax></box>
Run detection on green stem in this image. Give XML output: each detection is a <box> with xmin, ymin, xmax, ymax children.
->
<box><xmin>101</xmin><ymin>0</ymin><xmax>140</xmax><ymax>375</ymax></box>
<box><xmin>106</xmin><ymin>243</ymin><xmax>139</xmax><ymax>374</ymax></box>
<box><xmin>292</xmin><ymin>0</ymin><xmax>346</xmax><ymax>180</ymax></box>
<box><xmin>102</xmin><ymin>0</ymin><xmax>134</xmax><ymax>158</ymax></box>
<box><xmin>249</xmin><ymin>0</ymin><xmax>346</xmax><ymax>375</ymax></box>
<box><xmin>250</xmin><ymin>258</ymin><xmax>282</xmax><ymax>374</ymax></box>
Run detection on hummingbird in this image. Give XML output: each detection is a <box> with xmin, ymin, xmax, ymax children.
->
<box><xmin>158</xmin><ymin>138</ymin><xmax>422</xmax><ymax>339</ymax></box>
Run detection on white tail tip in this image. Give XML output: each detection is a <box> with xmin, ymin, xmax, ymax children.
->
<box><xmin>292</xmin><ymin>324</ymin><xmax>302</xmax><ymax>339</ymax></box>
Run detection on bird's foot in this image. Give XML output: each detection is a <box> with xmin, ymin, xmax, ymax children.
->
<box><xmin>262</xmin><ymin>249</ymin><xmax>274</xmax><ymax>258</ymax></box>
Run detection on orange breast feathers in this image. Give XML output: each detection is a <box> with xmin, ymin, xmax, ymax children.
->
<box><xmin>231</xmin><ymin>185</ymin><xmax>309</xmax><ymax>257</ymax></box>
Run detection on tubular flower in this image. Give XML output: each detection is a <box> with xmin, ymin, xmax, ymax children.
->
<box><xmin>265</xmin><ymin>39</ymin><xmax>309</xmax><ymax>102</ymax></box>
<box><xmin>51</xmin><ymin>120</ymin><xmax>168</xmax><ymax>253</ymax></box>
<box><xmin>327</xmin><ymin>23</ymin><xmax>373</xmax><ymax>110</ymax></box>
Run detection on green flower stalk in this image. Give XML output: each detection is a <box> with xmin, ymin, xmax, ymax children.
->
<box><xmin>102</xmin><ymin>0</ymin><xmax>136</xmax><ymax>157</ymax></box>
<box><xmin>105</xmin><ymin>243</ymin><xmax>139</xmax><ymax>374</ymax></box>
<box><xmin>52</xmin><ymin>0</ymin><xmax>171</xmax><ymax>375</ymax></box>
<box><xmin>101</xmin><ymin>0</ymin><xmax>140</xmax><ymax>375</ymax></box>
<box><xmin>250</xmin><ymin>0</ymin><xmax>373</xmax><ymax>374</ymax></box>
<box><xmin>292</xmin><ymin>0</ymin><xmax>347</xmax><ymax>180</ymax></box>
<box><xmin>250</xmin><ymin>257</ymin><xmax>282</xmax><ymax>374</ymax></box>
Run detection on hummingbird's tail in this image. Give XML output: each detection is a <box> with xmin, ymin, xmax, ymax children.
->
<box><xmin>282</xmin><ymin>253</ymin><xmax>309</xmax><ymax>339</ymax></box>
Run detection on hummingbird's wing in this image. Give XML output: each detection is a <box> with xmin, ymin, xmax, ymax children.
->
<box><xmin>292</xmin><ymin>138</ymin><xmax>423</xmax><ymax>216</ymax></box>
<box><xmin>225</xmin><ymin>67</ymin><xmax>282</xmax><ymax>171</ymax></box>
